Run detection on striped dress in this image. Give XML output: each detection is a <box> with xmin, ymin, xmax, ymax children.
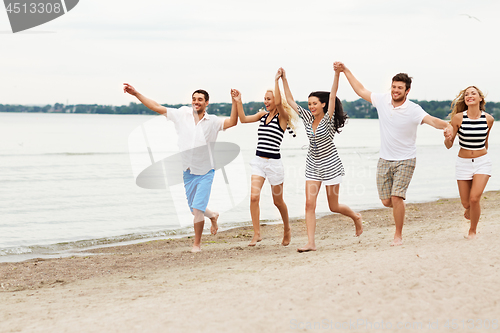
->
<box><xmin>458</xmin><ymin>111</ymin><xmax>489</xmax><ymax>150</ymax></box>
<box><xmin>256</xmin><ymin>112</ymin><xmax>284</xmax><ymax>159</ymax></box>
<box><xmin>297</xmin><ymin>105</ymin><xmax>345</xmax><ymax>181</ymax></box>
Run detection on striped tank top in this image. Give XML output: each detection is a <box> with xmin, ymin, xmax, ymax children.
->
<box><xmin>458</xmin><ymin>111</ymin><xmax>489</xmax><ymax>150</ymax></box>
<box><xmin>256</xmin><ymin>112</ymin><xmax>284</xmax><ymax>159</ymax></box>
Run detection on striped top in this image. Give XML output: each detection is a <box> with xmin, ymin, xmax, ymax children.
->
<box><xmin>458</xmin><ymin>111</ymin><xmax>489</xmax><ymax>150</ymax></box>
<box><xmin>297</xmin><ymin>105</ymin><xmax>345</xmax><ymax>181</ymax></box>
<box><xmin>256</xmin><ymin>112</ymin><xmax>284</xmax><ymax>159</ymax></box>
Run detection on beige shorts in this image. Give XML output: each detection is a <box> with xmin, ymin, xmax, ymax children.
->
<box><xmin>376</xmin><ymin>158</ymin><xmax>416</xmax><ymax>200</ymax></box>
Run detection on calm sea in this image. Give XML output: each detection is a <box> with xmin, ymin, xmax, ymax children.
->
<box><xmin>1</xmin><ymin>112</ymin><xmax>499</xmax><ymax>262</ymax></box>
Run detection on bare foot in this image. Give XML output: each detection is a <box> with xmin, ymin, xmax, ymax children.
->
<box><xmin>297</xmin><ymin>244</ymin><xmax>316</xmax><ymax>252</ymax></box>
<box><xmin>191</xmin><ymin>245</ymin><xmax>201</xmax><ymax>253</ymax></box>
<box><xmin>464</xmin><ymin>208</ymin><xmax>471</xmax><ymax>220</ymax></box>
<box><xmin>210</xmin><ymin>213</ymin><xmax>219</xmax><ymax>235</ymax></box>
<box><xmin>466</xmin><ymin>230</ymin><xmax>477</xmax><ymax>239</ymax></box>
<box><xmin>248</xmin><ymin>234</ymin><xmax>262</xmax><ymax>246</ymax></box>
<box><xmin>354</xmin><ymin>213</ymin><xmax>363</xmax><ymax>236</ymax></box>
<box><xmin>281</xmin><ymin>228</ymin><xmax>291</xmax><ymax>246</ymax></box>
<box><xmin>391</xmin><ymin>237</ymin><xmax>403</xmax><ymax>246</ymax></box>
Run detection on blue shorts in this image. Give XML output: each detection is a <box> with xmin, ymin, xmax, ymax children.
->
<box><xmin>183</xmin><ymin>169</ymin><xmax>215</xmax><ymax>213</ymax></box>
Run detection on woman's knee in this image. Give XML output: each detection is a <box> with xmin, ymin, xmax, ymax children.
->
<box><xmin>250</xmin><ymin>194</ymin><xmax>260</xmax><ymax>204</ymax></box>
<box><xmin>329</xmin><ymin>203</ymin><xmax>340</xmax><ymax>213</ymax></box>
<box><xmin>305</xmin><ymin>199</ymin><xmax>316</xmax><ymax>212</ymax></box>
<box><xmin>469</xmin><ymin>195</ymin><xmax>481</xmax><ymax>206</ymax></box>
<box><xmin>273</xmin><ymin>196</ymin><xmax>285</xmax><ymax>208</ymax></box>
<box><xmin>460</xmin><ymin>198</ymin><xmax>470</xmax><ymax>209</ymax></box>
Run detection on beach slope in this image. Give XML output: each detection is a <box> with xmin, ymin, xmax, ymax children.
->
<box><xmin>1</xmin><ymin>192</ymin><xmax>499</xmax><ymax>332</ymax></box>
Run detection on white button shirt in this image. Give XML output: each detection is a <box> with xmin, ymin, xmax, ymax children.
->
<box><xmin>165</xmin><ymin>106</ymin><xmax>225</xmax><ymax>175</ymax></box>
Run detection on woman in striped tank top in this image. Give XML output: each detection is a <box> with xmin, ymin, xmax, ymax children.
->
<box><xmin>231</xmin><ymin>71</ymin><xmax>298</xmax><ymax>246</ymax></box>
<box><xmin>445</xmin><ymin>86</ymin><xmax>494</xmax><ymax>239</ymax></box>
<box><xmin>278</xmin><ymin>64</ymin><xmax>363</xmax><ymax>252</ymax></box>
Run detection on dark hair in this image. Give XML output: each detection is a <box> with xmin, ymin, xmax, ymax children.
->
<box><xmin>308</xmin><ymin>91</ymin><xmax>348</xmax><ymax>133</ymax></box>
<box><xmin>192</xmin><ymin>89</ymin><xmax>209</xmax><ymax>102</ymax></box>
<box><xmin>392</xmin><ymin>73</ymin><xmax>412</xmax><ymax>91</ymax></box>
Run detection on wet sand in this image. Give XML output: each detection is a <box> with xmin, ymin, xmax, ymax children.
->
<box><xmin>1</xmin><ymin>191</ymin><xmax>499</xmax><ymax>332</ymax></box>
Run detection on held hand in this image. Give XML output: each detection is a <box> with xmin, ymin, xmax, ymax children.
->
<box><xmin>231</xmin><ymin>89</ymin><xmax>241</xmax><ymax>102</ymax></box>
<box><xmin>123</xmin><ymin>83</ymin><xmax>138</xmax><ymax>96</ymax></box>
<box><xmin>279</xmin><ymin>67</ymin><xmax>287</xmax><ymax>80</ymax></box>
<box><xmin>333</xmin><ymin>62</ymin><xmax>345</xmax><ymax>73</ymax></box>
<box><xmin>275</xmin><ymin>68</ymin><xmax>283</xmax><ymax>81</ymax></box>
<box><xmin>443</xmin><ymin>124</ymin><xmax>453</xmax><ymax>140</ymax></box>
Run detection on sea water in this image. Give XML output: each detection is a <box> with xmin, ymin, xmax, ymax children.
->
<box><xmin>1</xmin><ymin>112</ymin><xmax>499</xmax><ymax>262</ymax></box>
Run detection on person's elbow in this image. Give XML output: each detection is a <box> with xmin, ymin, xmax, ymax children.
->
<box><xmin>224</xmin><ymin>118</ymin><xmax>238</xmax><ymax>129</ymax></box>
<box><xmin>153</xmin><ymin>106</ymin><xmax>167</xmax><ymax>114</ymax></box>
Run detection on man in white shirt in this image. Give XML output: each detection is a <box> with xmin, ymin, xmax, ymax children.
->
<box><xmin>123</xmin><ymin>84</ymin><xmax>238</xmax><ymax>252</ymax></box>
<box><xmin>334</xmin><ymin>63</ymin><xmax>452</xmax><ymax>246</ymax></box>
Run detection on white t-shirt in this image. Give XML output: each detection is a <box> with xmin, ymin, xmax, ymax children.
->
<box><xmin>165</xmin><ymin>106</ymin><xmax>225</xmax><ymax>175</ymax></box>
<box><xmin>371</xmin><ymin>93</ymin><xmax>428</xmax><ymax>161</ymax></box>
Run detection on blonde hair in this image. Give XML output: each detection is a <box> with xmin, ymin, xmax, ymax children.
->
<box><xmin>449</xmin><ymin>86</ymin><xmax>486</xmax><ymax>120</ymax></box>
<box><xmin>267</xmin><ymin>89</ymin><xmax>298</xmax><ymax>131</ymax></box>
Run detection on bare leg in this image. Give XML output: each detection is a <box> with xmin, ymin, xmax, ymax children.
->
<box><xmin>298</xmin><ymin>181</ymin><xmax>321</xmax><ymax>252</ymax></box>
<box><xmin>390</xmin><ymin>196</ymin><xmax>405</xmax><ymax>246</ymax></box>
<box><xmin>457</xmin><ymin>180</ymin><xmax>472</xmax><ymax>221</ymax></box>
<box><xmin>192</xmin><ymin>208</ymin><xmax>205</xmax><ymax>252</ymax></box>
<box><xmin>271</xmin><ymin>183</ymin><xmax>291</xmax><ymax>246</ymax></box>
<box><xmin>249</xmin><ymin>175</ymin><xmax>265</xmax><ymax>246</ymax></box>
<box><xmin>325</xmin><ymin>184</ymin><xmax>363</xmax><ymax>236</ymax></box>
<box><xmin>203</xmin><ymin>208</ymin><xmax>219</xmax><ymax>235</ymax></box>
<box><xmin>466</xmin><ymin>174</ymin><xmax>490</xmax><ymax>239</ymax></box>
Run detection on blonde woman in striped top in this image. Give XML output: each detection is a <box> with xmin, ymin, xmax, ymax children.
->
<box><xmin>231</xmin><ymin>71</ymin><xmax>297</xmax><ymax>246</ymax></box>
<box><xmin>445</xmin><ymin>86</ymin><xmax>494</xmax><ymax>239</ymax></box>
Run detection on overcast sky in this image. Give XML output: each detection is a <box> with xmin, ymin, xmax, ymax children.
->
<box><xmin>1</xmin><ymin>0</ymin><xmax>499</xmax><ymax>106</ymax></box>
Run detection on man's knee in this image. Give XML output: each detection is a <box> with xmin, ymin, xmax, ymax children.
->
<box><xmin>192</xmin><ymin>208</ymin><xmax>204</xmax><ymax>222</ymax></box>
<box><xmin>391</xmin><ymin>196</ymin><xmax>405</xmax><ymax>208</ymax></box>
<box><xmin>381</xmin><ymin>198</ymin><xmax>392</xmax><ymax>207</ymax></box>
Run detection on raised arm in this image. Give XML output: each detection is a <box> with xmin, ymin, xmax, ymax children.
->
<box><xmin>278</xmin><ymin>68</ymin><xmax>299</xmax><ymax>114</ymax></box>
<box><xmin>328</xmin><ymin>63</ymin><xmax>341</xmax><ymax>119</ymax></box>
<box><xmin>334</xmin><ymin>63</ymin><xmax>372</xmax><ymax>104</ymax></box>
<box><xmin>123</xmin><ymin>83</ymin><xmax>167</xmax><ymax>115</ymax></box>
<box><xmin>274</xmin><ymin>69</ymin><xmax>289</xmax><ymax>126</ymax></box>
<box><xmin>231</xmin><ymin>89</ymin><xmax>265</xmax><ymax>124</ymax></box>
<box><xmin>223</xmin><ymin>90</ymin><xmax>239</xmax><ymax>129</ymax></box>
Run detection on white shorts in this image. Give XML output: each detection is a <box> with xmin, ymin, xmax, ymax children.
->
<box><xmin>456</xmin><ymin>154</ymin><xmax>492</xmax><ymax>180</ymax></box>
<box><xmin>250</xmin><ymin>156</ymin><xmax>284</xmax><ymax>186</ymax></box>
<box><xmin>305</xmin><ymin>175</ymin><xmax>342</xmax><ymax>186</ymax></box>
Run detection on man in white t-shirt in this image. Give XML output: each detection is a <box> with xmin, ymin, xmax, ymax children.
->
<box><xmin>123</xmin><ymin>84</ymin><xmax>238</xmax><ymax>252</ymax></box>
<box><xmin>334</xmin><ymin>63</ymin><xmax>452</xmax><ymax>246</ymax></box>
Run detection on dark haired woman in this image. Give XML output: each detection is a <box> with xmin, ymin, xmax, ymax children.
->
<box><xmin>444</xmin><ymin>86</ymin><xmax>494</xmax><ymax>239</ymax></box>
<box><xmin>277</xmin><ymin>64</ymin><xmax>363</xmax><ymax>252</ymax></box>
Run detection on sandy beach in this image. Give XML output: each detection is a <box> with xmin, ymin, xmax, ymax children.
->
<box><xmin>1</xmin><ymin>191</ymin><xmax>499</xmax><ymax>332</ymax></box>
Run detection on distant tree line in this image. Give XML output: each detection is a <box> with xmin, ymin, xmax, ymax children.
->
<box><xmin>1</xmin><ymin>99</ymin><xmax>500</xmax><ymax>120</ymax></box>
